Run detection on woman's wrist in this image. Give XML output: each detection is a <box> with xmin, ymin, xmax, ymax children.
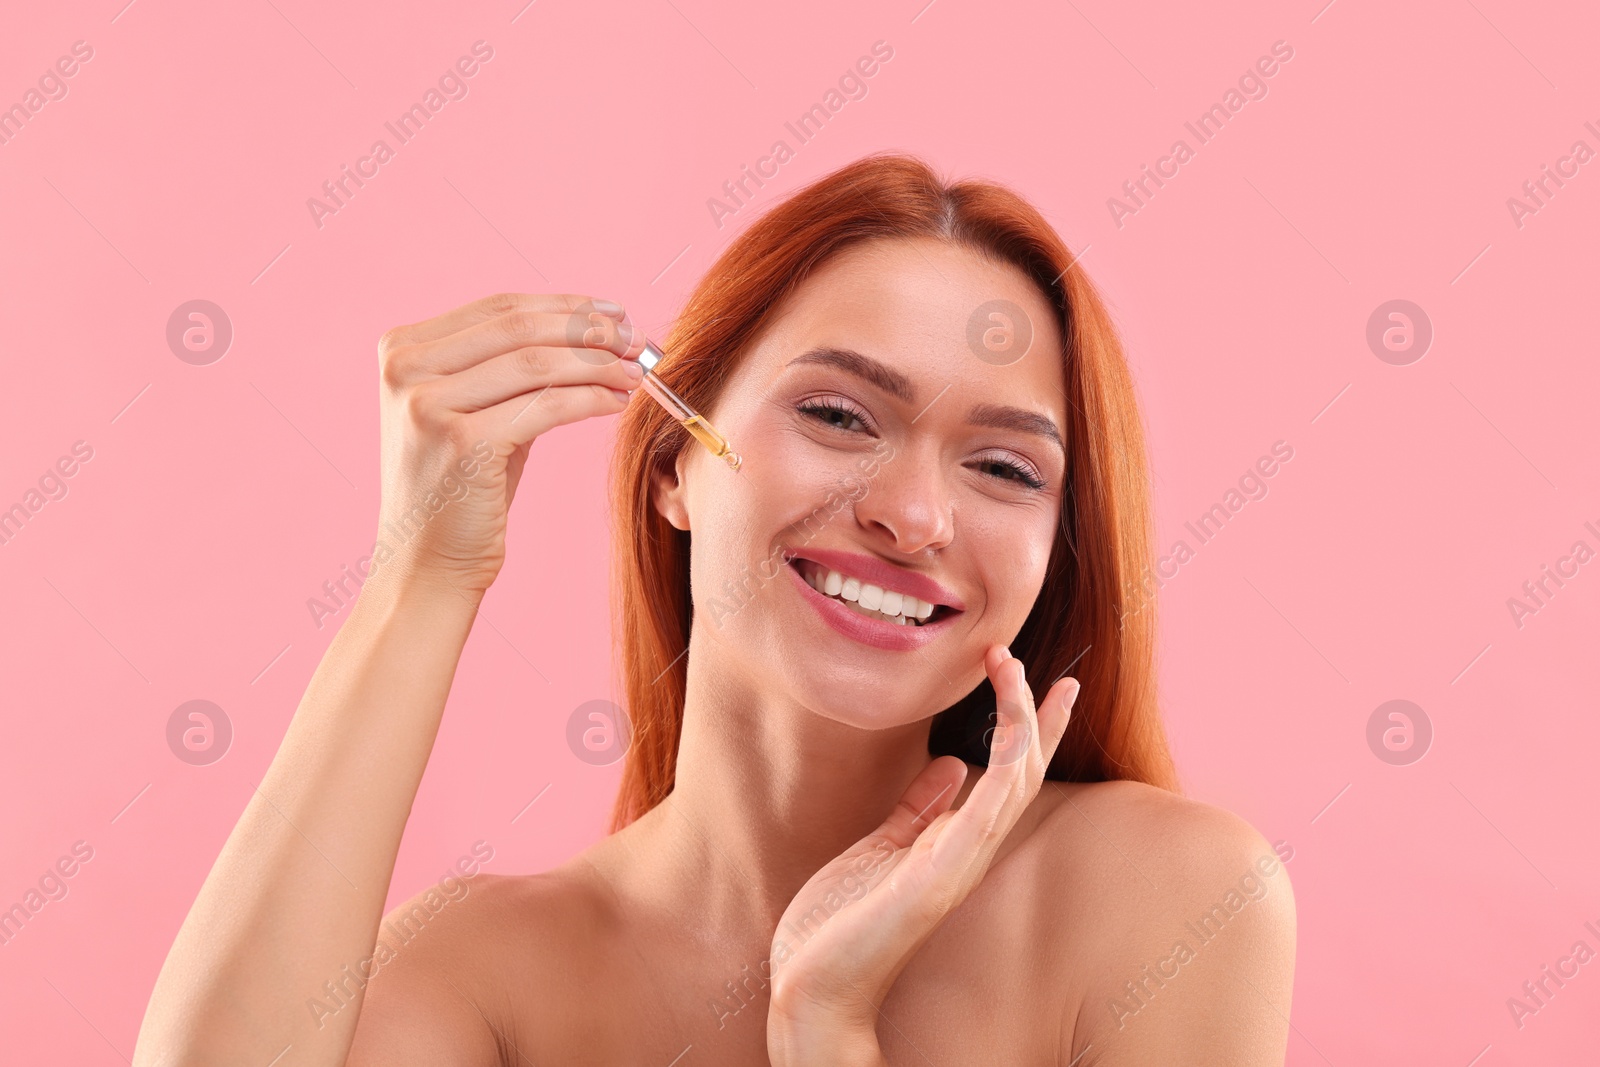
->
<box><xmin>769</xmin><ymin>1035</ymin><xmax>887</xmax><ymax>1067</ymax></box>
<box><xmin>353</xmin><ymin>562</ymin><xmax>486</xmax><ymax>624</ymax></box>
<box><xmin>767</xmin><ymin>1004</ymin><xmax>886</xmax><ymax>1067</ymax></box>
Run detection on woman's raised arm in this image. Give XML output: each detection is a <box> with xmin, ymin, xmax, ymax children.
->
<box><xmin>132</xmin><ymin>293</ymin><xmax>646</xmax><ymax>1067</ymax></box>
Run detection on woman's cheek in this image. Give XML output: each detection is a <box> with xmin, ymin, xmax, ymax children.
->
<box><xmin>764</xmin><ymin>427</ymin><xmax>844</xmax><ymax>502</ymax></box>
<box><xmin>973</xmin><ymin>513</ymin><xmax>1054</xmax><ymax>612</ymax></box>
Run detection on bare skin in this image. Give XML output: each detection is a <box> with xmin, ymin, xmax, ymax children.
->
<box><xmin>134</xmin><ymin>238</ymin><xmax>1294</xmax><ymax>1067</ymax></box>
<box><xmin>353</xmin><ymin>777</ymin><xmax>1294</xmax><ymax>1066</ymax></box>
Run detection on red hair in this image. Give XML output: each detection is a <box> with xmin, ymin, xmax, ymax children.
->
<box><xmin>606</xmin><ymin>153</ymin><xmax>1178</xmax><ymax>832</ymax></box>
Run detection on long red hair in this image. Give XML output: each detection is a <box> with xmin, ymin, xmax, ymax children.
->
<box><xmin>606</xmin><ymin>153</ymin><xmax>1178</xmax><ymax>832</ymax></box>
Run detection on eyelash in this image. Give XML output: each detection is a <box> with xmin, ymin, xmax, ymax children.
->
<box><xmin>795</xmin><ymin>397</ymin><xmax>1047</xmax><ymax>491</ymax></box>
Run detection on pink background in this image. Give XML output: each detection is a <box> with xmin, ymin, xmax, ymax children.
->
<box><xmin>2</xmin><ymin>0</ymin><xmax>1596</xmax><ymax>1062</ymax></box>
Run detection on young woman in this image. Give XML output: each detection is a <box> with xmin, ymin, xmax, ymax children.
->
<box><xmin>135</xmin><ymin>154</ymin><xmax>1295</xmax><ymax>1066</ymax></box>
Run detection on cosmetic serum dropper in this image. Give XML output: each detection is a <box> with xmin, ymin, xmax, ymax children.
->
<box><xmin>636</xmin><ymin>338</ymin><xmax>743</xmax><ymax>472</ymax></box>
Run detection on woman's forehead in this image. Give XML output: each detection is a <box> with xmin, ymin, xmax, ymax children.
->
<box><xmin>744</xmin><ymin>237</ymin><xmax>1066</xmax><ymax>400</ymax></box>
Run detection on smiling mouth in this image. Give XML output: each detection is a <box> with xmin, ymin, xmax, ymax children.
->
<box><xmin>788</xmin><ymin>558</ymin><xmax>957</xmax><ymax>628</ymax></box>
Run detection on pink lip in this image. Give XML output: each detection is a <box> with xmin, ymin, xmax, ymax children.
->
<box><xmin>784</xmin><ymin>547</ymin><xmax>966</xmax><ymax>612</ymax></box>
<box><xmin>784</xmin><ymin>555</ymin><xmax>964</xmax><ymax>653</ymax></box>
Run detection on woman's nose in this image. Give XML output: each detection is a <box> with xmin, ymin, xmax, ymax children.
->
<box><xmin>852</xmin><ymin>453</ymin><xmax>955</xmax><ymax>554</ymax></box>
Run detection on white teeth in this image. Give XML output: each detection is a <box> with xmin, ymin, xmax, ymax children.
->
<box><xmin>803</xmin><ymin>562</ymin><xmax>940</xmax><ymax>626</ymax></box>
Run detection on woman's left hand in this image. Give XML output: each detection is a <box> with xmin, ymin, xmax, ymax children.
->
<box><xmin>764</xmin><ymin>644</ymin><xmax>1082</xmax><ymax>1067</ymax></box>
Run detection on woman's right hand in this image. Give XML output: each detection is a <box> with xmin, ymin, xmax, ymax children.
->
<box><xmin>370</xmin><ymin>292</ymin><xmax>645</xmax><ymax>598</ymax></box>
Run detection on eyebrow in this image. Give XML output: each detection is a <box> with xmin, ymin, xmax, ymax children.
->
<box><xmin>786</xmin><ymin>345</ymin><xmax>1066</xmax><ymax>455</ymax></box>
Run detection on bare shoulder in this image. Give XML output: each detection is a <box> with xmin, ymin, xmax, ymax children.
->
<box><xmin>1022</xmin><ymin>779</ymin><xmax>1297</xmax><ymax>1066</ymax></box>
<box><xmin>1030</xmin><ymin>777</ymin><xmax>1293</xmax><ymax>887</ymax></box>
<box><xmin>347</xmin><ymin>868</ymin><xmax>603</xmax><ymax>1067</ymax></box>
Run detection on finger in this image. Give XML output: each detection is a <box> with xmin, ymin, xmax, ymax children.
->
<box><xmin>474</xmin><ymin>381</ymin><xmax>634</xmax><ymax>449</ymax></box>
<box><xmin>396</xmin><ymin>309</ymin><xmax>645</xmax><ymax>382</ymax></box>
<box><xmin>983</xmin><ymin>645</ymin><xmax>1038</xmax><ymax>769</ymax></box>
<box><xmin>925</xmin><ymin>649</ymin><xmax>1040</xmax><ymax>874</ymax></box>
<box><xmin>869</xmin><ymin>756</ymin><xmax>968</xmax><ymax>849</ymax></box>
<box><xmin>1038</xmin><ymin>675</ymin><xmax>1081</xmax><ymax>759</ymax></box>
<box><xmin>422</xmin><ymin>345</ymin><xmax>645</xmax><ymax>413</ymax></box>
<box><xmin>382</xmin><ymin>292</ymin><xmax>625</xmax><ymax>349</ymax></box>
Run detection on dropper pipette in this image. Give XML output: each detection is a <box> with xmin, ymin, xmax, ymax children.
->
<box><xmin>635</xmin><ymin>338</ymin><xmax>742</xmax><ymax>472</ymax></box>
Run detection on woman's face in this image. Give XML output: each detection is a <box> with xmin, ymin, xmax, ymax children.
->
<box><xmin>653</xmin><ymin>236</ymin><xmax>1069</xmax><ymax>726</ymax></box>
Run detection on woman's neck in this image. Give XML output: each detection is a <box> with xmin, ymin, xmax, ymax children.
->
<box><xmin>614</xmin><ymin>620</ymin><xmax>955</xmax><ymax>934</ymax></box>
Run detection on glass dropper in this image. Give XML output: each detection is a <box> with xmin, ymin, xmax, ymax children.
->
<box><xmin>635</xmin><ymin>338</ymin><xmax>742</xmax><ymax>472</ymax></box>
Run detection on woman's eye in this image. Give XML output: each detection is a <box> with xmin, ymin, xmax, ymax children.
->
<box><xmin>798</xmin><ymin>399</ymin><xmax>869</xmax><ymax>434</ymax></box>
<box><xmin>797</xmin><ymin>399</ymin><xmax>1046</xmax><ymax>491</ymax></box>
<box><xmin>975</xmin><ymin>456</ymin><xmax>1046</xmax><ymax>490</ymax></box>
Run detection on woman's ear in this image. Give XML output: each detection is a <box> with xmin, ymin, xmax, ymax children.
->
<box><xmin>649</xmin><ymin>452</ymin><xmax>691</xmax><ymax>531</ymax></box>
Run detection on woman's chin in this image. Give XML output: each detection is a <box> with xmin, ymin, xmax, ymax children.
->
<box><xmin>784</xmin><ymin>678</ymin><xmax>940</xmax><ymax>732</ymax></box>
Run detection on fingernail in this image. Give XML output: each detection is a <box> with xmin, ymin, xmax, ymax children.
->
<box><xmin>623</xmin><ymin>359</ymin><xmax>644</xmax><ymax>379</ymax></box>
<box><xmin>593</xmin><ymin>299</ymin><xmax>624</xmax><ymax>316</ymax></box>
<box><xmin>616</xmin><ymin>321</ymin><xmax>638</xmax><ymax>344</ymax></box>
<box><xmin>1000</xmin><ymin>646</ymin><xmax>1012</xmax><ymax>661</ymax></box>
<box><xmin>610</xmin><ymin>388</ymin><xmax>632</xmax><ymax>402</ymax></box>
